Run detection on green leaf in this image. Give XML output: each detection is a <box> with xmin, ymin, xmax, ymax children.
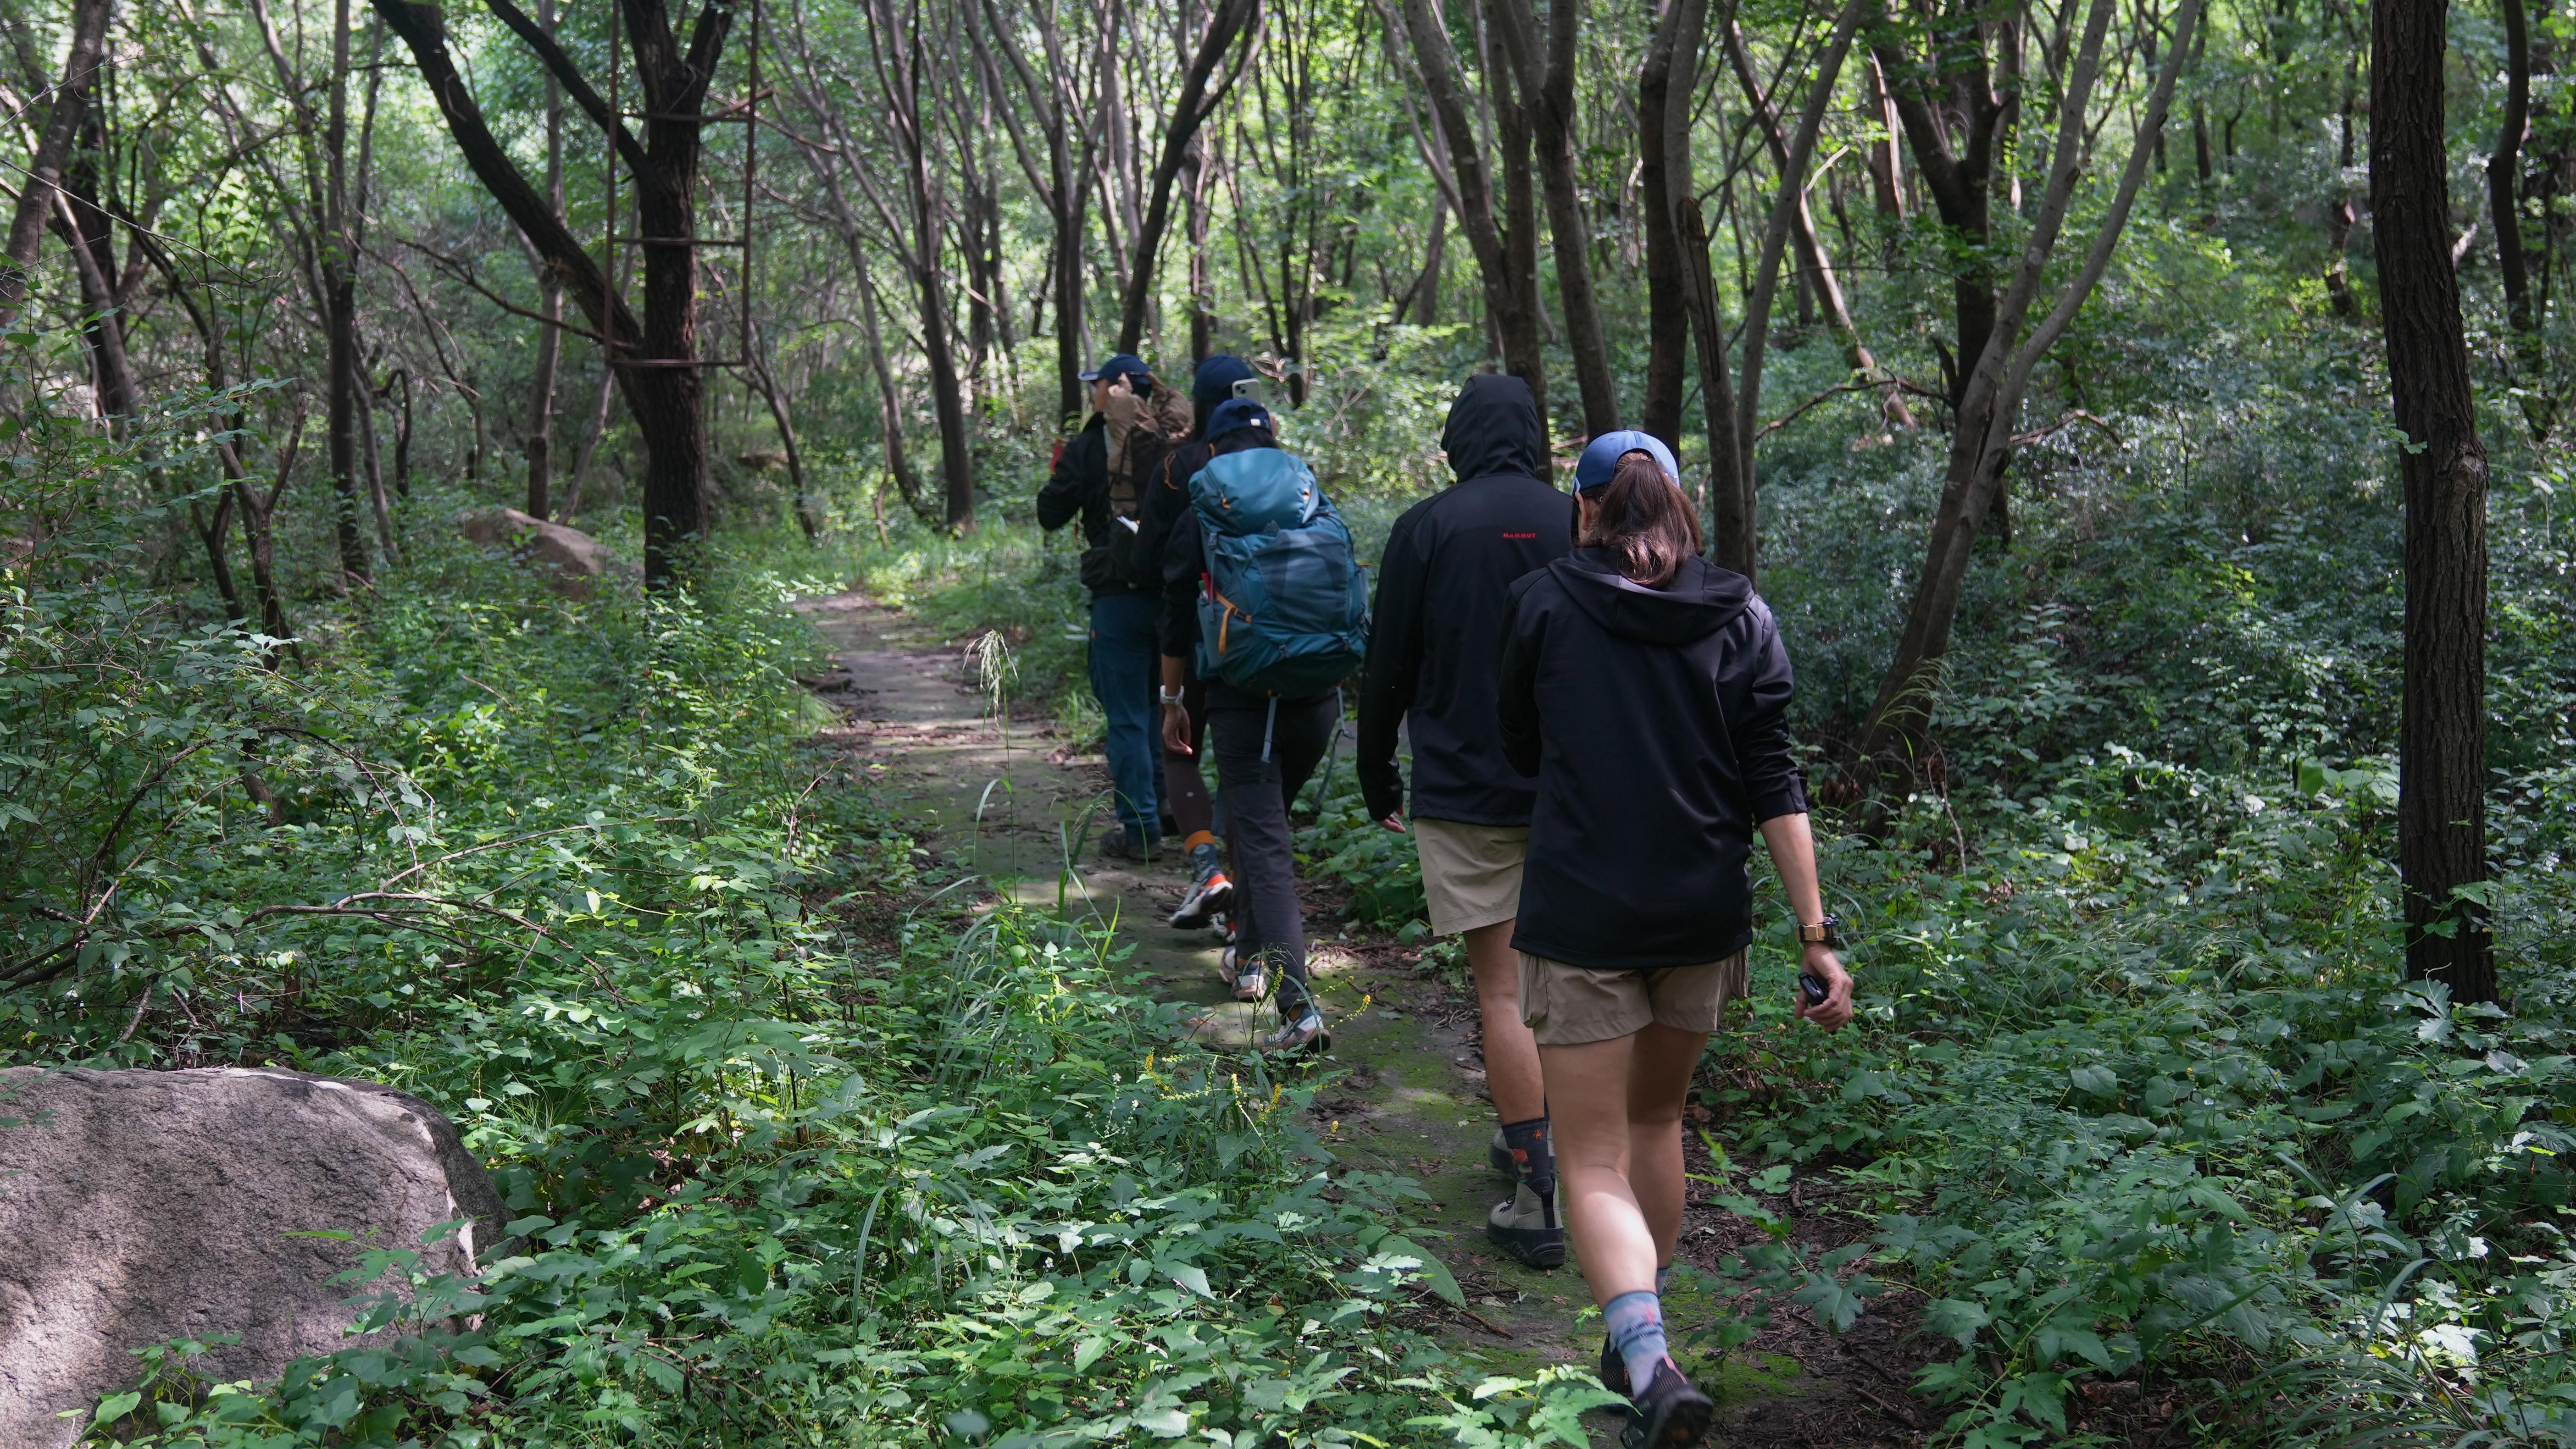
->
<box><xmin>92</xmin><ymin>1392</ymin><xmax>141</xmax><ymax>1426</ymax></box>
<box><xmin>1169</xmin><ymin>1264</ymin><xmax>1214</xmax><ymax>1298</ymax></box>
<box><xmin>1923</xmin><ymin>1297</ymin><xmax>1992</xmax><ymax>1345</ymax></box>
<box><xmin>1380</xmin><ymin>1236</ymin><xmax>1462</xmax><ymax>1305</ymax></box>
<box><xmin>2069</xmin><ymin>1065</ymin><xmax>2118</xmax><ymax>1098</ymax></box>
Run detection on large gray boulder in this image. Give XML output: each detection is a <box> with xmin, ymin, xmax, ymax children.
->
<box><xmin>458</xmin><ymin>507</ymin><xmax>634</xmax><ymax>597</ymax></box>
<box><xmin>0</xmin><ymin>1067</ymin><xmax>506</xmax><ymax>1448</ymax></box>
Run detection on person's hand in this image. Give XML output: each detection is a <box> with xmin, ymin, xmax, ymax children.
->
<box><xmin>1378</xmin><ymin>811</ymin><xmax>1407</xmax><ymax>834</ymax></box>
<box><xmin>1794</xmin><ymin>947</ymin><xmax>1854</xmax><ymax>1030</ymax></box>
<box><xmin>1103</xmin><ymin>376</ymin><xmax>1143</xmax><ymax>431</ymax></box>
<box><xmin>1160</xmin><ymin>700</ymin><xmax>1193</xmax><ymax>755</ymax></box>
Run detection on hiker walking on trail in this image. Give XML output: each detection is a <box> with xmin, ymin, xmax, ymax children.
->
<box><xmin>1159</xmin><ymin>398</ymin><xmax>1371</xmax><ymax>1053</ymax></box>
<box><xmin>1496</xmin><ymin>434</ymin><xmax>1854</xmax><ymax>1449</ymax></box>
<box><xmin>1352</xmin><ymin>374</ymin><xmax>1570</xmax><ymax>1269</ymax></box>
<box><xmin>1132</xmin><ymin>355</ymin><xmax>1264</xmax><ymax>929</ymax></box>
<box><xmin>1038</xmin><ymin>352</ymin><xmax>1193</xmax><ymax>859</ymax></box>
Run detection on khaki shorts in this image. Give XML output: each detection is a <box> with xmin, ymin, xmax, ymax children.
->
<box><xmin>1517</xmin><ymin>950</ymin><xmax>1749</xmax><ymax>1046</ymax></box>
<box><xmin>1413</xmin><ymin>819</ymin><xmax>1529</xmax><ymax>936</ymax></box>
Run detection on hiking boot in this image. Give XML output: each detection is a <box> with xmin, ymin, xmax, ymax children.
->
<box><xmin>1217</xmin><ymin>944</ymin><xmax>1266</xmax><ymax>1004</ymax></box>
<box><xmin>1486</xmin><ymin>1181</ymin><xmax>1566</xmax><ymax>1268</ymax></box>
<box><xmin>1257</xmin><ymin>1012</ymin><xmax>1330</xmax><ymax>1055</ymax></box>
<box><xmin>1170</xmin><ymin>869</ymin><xmax>1235</xmax><ymax>929</ymax></box>
<box><xmin>1598</xmin><ymin>1336</ymin><xmax>1629</xmax><ymax>1397</ymax></box>
<box><xmin>1097</xmin><ymin>828</ymin><xmax>1159</xmax><ymax>861</ymax></box>
<box><xmin>1621</xmin><ymin>1360</ymin><xmax>1714</xmax><ymax>1449</ymax></box>
<box><xmin>1490</xmin><ymin>1127</ymin><xmax>1516</xmax><ymax>1178</ymax></box>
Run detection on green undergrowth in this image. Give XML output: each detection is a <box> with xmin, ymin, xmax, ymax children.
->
<box><xmin>3</xmin><ymin>395</ymin><xmax>1614</xmax><ymax>1447</ymax></box>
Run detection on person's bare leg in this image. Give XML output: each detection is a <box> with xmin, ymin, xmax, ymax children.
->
<box><xmin>1626</xmin><ymin>1023</ymin><xmax>1710</xmax><ymax>1269</ymax></box>
<box><xmin>1466</xmin><ymin>920</ymin><xmax>1543</xmax><ymax>1123</ymax></box>
<box><xmin>1540</xmin><ymin>1033</ymin><xmax>1659</xmax><ymax>1306</ymax></box>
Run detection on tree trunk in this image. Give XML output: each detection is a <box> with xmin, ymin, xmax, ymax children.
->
<box><xmin>1650</xmin><ymin>0</ymin><xmax>1747</xmax><ymax>565</ymax></box>
<box><xmin>1397</xmin><ymin>0</ymin><xmax>1546</xmax><ymax>427</ymax></box>
<box><xmin>1727</xmin><ymin>0</ymin><xmax>1869</xmax><ymax>511</ymax></box>
<box><xmin>323</xmin><ymin>0</ymin><xmax>370</xmax><ymax>585</ymax></box>
<box><xmin>851</xmin><ymin>236</ymin><xmax>936</xmax><ymax>523</ymax></box>
<box><xmin>377</xmin><ymin>0</ymin><xmax>728</xmax><ymax>586</ymax></box>
<box><xmin>0</xmin><ymin>0</ymin><xmax>112</xmax><ymax>324</ymax></box>
<box><xmin>561</xmin><ymin>361</ymin><xmax>615</xmax><ymax>518</ymax></box>
<box><xmin>1491</xmin><ymin>28</ymin><xmax>1547</xmax><ymax>410</ymax></box>
<box><xmin>1727</xmin><ymin>21</ymin><xmax>1911</xmax><ymax>432</ymax></box>
<box><xmin>1494</xmin><ymin>0</ymin><xmax>1615</xmax><ymax>436</ymax></box>
<box><xmin>524</xmin><ymin>0</ymin><xmax>566</xmax><ymax>519</ymax></box>
<box><xmin>748</xmin><ymin>325</ymin><xmax>817</xmax><ymax>541</ymax></box>
<box><xmin>1864</xmin><ymin>53</ymin><xmax>1903</xmax><ymax>223</ymax></box>
<box><xmin>2375</xmin><ymin>0</ymin><xmax>2496</xmax><ymax>1002</ymax></box>
<box><xmin>2495</xmin><ymin>0</ymin><xmax>2534</xmax><ymax>332</ymax></box>
<box><xmin>1861</xmin><ymin>0</ymin><xmax>2198</xmax><ymax>771</ymax></box>
<box><xmin>191</xmin><ymin>489</ymin><xmax>245</xmax><ymax>623</ymax></box>
<box><xmin>1187</xmin><ymin>127</ymin><xmax>1218</xmax><ymax>353</ymax></box>
<box><xmin>1116</xmin><ymin>0</ymin><xmax>1258</xmax><ymax>354</ymax></box>
<box><xmin>872</xmin><ymin>0</ymin><xmax>975</xmax><ymax>532</ymax></box>
<box><xmin>1637</xmin><ymin>0</ymin><xmax>1688</xmax><ymax>448</ymax></box>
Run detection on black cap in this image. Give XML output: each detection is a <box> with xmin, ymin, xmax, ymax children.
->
<box><xmin>1078</xmin><ymin>352</ymin><xmax>1151</xmax><ymax>388</ymax></box>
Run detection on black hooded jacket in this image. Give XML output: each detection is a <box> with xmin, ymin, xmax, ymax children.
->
<box><xmin>1354</xmin><ymin>375</ymin><xmax>1571</xmax><ymax>824</ymax></box>
<box><xmin>1123</xmin><ymin>358</ymin><xmax>1259</xmax><ymax>653</ymax></box>
<box><xmin>1497</xmin><ymin>549</ymin><xmax>1808</xmax><ymax>969</ymax></box>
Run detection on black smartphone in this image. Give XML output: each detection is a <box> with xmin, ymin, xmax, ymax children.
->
<box><xmin>1798</xmin><ymin>972</ymin><xmax>1829</xmax><ymax>1007</ymax></box>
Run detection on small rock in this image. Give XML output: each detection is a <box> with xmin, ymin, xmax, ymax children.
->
<box><xmin>0</xmin><ymin>1067</ymin><xmax>506</xmax><ymax>1448</ymax></box>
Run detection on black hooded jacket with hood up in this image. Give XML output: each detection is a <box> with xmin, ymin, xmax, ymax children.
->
<box><xmin>1354</xmin><ymin>375</ymin><xmax>1572</xmax><ymax>825</ymax></box>
<box><xmin>1497</xmin><ymin>548</ymin><xmax>1808</xmax><ymax>969</ymax></box>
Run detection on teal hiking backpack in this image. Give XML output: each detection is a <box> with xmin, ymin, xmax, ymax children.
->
<box><xmin>1188</xmin><ymin>447</ymin><xmax>1371</xmax><ymax>696</ymax></box>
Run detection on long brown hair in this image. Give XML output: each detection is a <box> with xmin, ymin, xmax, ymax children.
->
<box><xmin>1579</xmin><ymin>450</ymin><xmax>1703</xmax><ymax>587</ymax></box>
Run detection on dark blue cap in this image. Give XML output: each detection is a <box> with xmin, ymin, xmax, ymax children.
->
<box><xmin>1191</xmin><ymin>355</ymin><xmax>1258</xmax><ymax>418</ymax></box>
<box><xmin>1205</xmin><ymin>398</ymin><xmax>1273</xmax><ymax>440</ymax></box>
<box><xmin>1080</xmin><ymin>352</ymin><xmax>1151</xmax><ymax>387</ymax></box>
<box><xmin>1574</xmin><ymin>430</ymin><xmax>1680</xmax><ymax>492</ymax></box>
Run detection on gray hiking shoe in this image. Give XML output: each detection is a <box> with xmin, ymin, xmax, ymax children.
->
<box><xmin>1257</xmin><ymin>1012</ymin><xmax>1330</xmax><ymax>1055</ymax></box>
<box><xmin>1216</xmin><ymin>944</ymin><xmax>1266</xmax><ymax>1003</ymax></box>
<box><xmin>1487</xmin><ymin>1180</ymin><xmax>1566</xmax><ymax>1268</ymax></box>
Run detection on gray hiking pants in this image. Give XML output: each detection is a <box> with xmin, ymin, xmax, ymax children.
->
<box><xmin>1207</xmin><ymin>684</ymin><xmax>1339</xmax><ymax>1019</ymax></box>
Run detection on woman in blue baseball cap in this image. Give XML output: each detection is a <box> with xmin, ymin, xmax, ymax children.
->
<box><xmin>1495</xmin><ymin>437</ymin><xmax>1853</xmax><ymax>1449</ymax></box>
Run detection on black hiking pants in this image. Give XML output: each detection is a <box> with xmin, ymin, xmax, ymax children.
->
<box><xmin>1206</xmin><ymin>684</ymin><xmax>1339</xmax><ymax>1019</ymax></box>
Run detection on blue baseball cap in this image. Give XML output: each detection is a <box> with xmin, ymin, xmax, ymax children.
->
<box><xmin>1080</xmin><ymin>352</ymin><xmax>1151</xmax><ymax>387</ymax></box>
<box><xmin>1574</xmin><ymin>430</ymin><xmax>1680</xmax><ymax>492</ymax></box>
<box><xmin>1205</xmin><ymin>398</ymin><xmax>1274</xmax><ymax>440</ymax></box>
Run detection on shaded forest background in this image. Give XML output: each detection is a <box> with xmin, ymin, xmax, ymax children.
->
<box><xmin>4</xmin><ymin>0</ymin><xmax>2576</xmax><ymax>1440</ymax></box>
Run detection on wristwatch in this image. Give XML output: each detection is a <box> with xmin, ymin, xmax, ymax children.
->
<box><xmin>1796</xmin><ymin>914</ymin><xmax>1846</xmax><ymax>951</ymax></box>
<box><xmin>1158</xmin><ymin>687</ymin><xmax>1186</xmax><ymax>705</ymax></box>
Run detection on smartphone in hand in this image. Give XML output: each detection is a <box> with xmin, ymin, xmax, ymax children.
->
<box><xmin>1797</xmin><ymin>972</ymin><xmax>1829</xmax><ymax>1007</ymax></box>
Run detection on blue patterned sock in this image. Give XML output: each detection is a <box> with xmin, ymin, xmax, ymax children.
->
<box><xmin>1604</xmin><ymin>1289</ymin><xmax>1666</xmax><ymax>1396</ymax></box>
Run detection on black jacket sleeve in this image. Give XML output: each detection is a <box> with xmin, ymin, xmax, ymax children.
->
<box><xmin>1159</xmin><ymin>497</ymin><xmax>1205</xmax><ymax>657</ymax></box>
<box><xmin>1354</xmin><ymin>502</ymin><xmax>1432</xmax><ymax>819</ymax></box>
<box><xmin>1729</xmin><ymin>600</ymin><xmax>1809</xmax><ymax>821</ymax></box>
<box><xmin>1036</xmin><ymin>427</ymin><xmax>1094</xmax><ymax>533</ymax></box>
<box><xmin>1496</xmin><ymin>575</ymin><xmax>1546</xmax><ymax>778</ymax></box>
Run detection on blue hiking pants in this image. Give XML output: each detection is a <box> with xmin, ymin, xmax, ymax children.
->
<box><xmin>1086</xmin><ymin>592</ymin><xmax>1161</xmax><ymax>842</ymax></box>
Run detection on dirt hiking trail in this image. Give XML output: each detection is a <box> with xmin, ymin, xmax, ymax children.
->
<box><xmin>799</xmin><ymin>591</ymin><xmax>1929</xmax><ymax>1449</ymax></box>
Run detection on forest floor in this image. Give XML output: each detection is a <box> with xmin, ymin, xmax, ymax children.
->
<box><xmin>798</xmin><ymin>590</ymin><xmax>1933</xmax><ymax>1449</ymax></box>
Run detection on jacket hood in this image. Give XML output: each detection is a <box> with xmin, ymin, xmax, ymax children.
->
<box><xmin>1549</xmin><ymin>548</ymin><xmax>1751</xmax><ymax>646</ymax></box>
<box><xmin>1440</xmin><ymin>374</ymin><xmax>1546</xmax><ymax>483</ymax></box>
<box><xmin>1191</xmin><ymin>355</ymin><xmax>1259</xmax><ymax>438</ymax></box>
